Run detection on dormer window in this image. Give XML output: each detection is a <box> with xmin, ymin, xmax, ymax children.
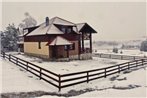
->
<box><xmin>67</xmin><ymin>28</ymin><xmax>71</xmax><ymax>33</ymax></box>
<box><xmin>61</xmin><ymin>27</ymin><xmax>66</xmax><ymax>33</ymax></box>
<box><xmin>54</xmin><ymin>24</ymin><xmax>73</xmax><ymax>34</ymax></box>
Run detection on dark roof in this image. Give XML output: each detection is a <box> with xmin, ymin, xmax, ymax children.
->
<box><xmin>76</xmin><ymin>23</ymin><xmax>97</xmax><ymax>33</ymax></box>
<box><xmin>23</xmin><ymin>26</ymin><xmax>40</xmax><ymax>36</ymax></box>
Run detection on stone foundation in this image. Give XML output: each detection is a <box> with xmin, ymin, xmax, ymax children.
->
<box><xmin>24</xmin><ymin>52</ymin><xmax>92</xmax><ymax>61</ymax></box>
<box><xmin>24</xmin><ymin>52</ymin><xmax>49</xmax><ymax>60</ymax></box>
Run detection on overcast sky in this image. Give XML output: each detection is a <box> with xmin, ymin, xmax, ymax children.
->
<box><xmin>2</xmin><ymin>2</ymin><xmax>146</xmax><ymax>41</ymax></box>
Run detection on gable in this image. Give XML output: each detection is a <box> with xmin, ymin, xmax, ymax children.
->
<box><xmin>76</xmin><ymin>23</ymin><xmax>97</xmax><ymax>33</ymax></box>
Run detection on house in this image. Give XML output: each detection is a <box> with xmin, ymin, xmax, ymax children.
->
<box><xmin>17</xmin><ymin>26</ymin><xmax>39</xmax><ymax>52</ymax></box>
<box><xmin>21</xmin><ymin>16</ymin><xmax>97</xmax><ymax>60</ymax></box>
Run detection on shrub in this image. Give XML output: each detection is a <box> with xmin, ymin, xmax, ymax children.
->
<box><xmin>113</xmin><ymin>47</ymin><xmax>118</xmax><ymax>53</ymax></box>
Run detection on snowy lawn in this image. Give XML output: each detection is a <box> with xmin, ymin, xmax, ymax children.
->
<box><xmin>94</xmin><ymin>49</ymin><xmax>147</xmax><ymax>57</ymax></box>
<box><xmin>1</xmin><ymin>57</ymin><xmax>147</xmax><ymax>98</ymax></box>
<box><xmin>37</xmin><ymin>66</ymin><xmax>147</xmax><ymax>98</ymax></box>
<box><xmin>8</xmin><ymin>52</ymin><xmax>129</xmax><ymax>74</ymax></box>
<box><xmin>0</xmin><ymin>58</ymin><xmax>57</xmax><ymax>93</ymax></box>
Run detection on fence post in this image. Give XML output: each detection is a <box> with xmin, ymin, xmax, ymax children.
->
<box><xmin>118</xmin><ymin>65</ymin><xmax>120</xmax><ymax>73</ymax></box>
<box><xmin>3</xmin><ymin>52</ymin><xmax>5</xmax><ymax>58</ymax></box>
<box><xmin>58</xmin><ymin>74</ymin><xmax>61</xmax><ymax>92</ymax></box>
<box><xmin>16</xmin><ymin>58</ymin><xmax>18</xmax><ymax>65</ymax></box>
<box><xmin>26</xmin><ymin>62</ymin><xmax>28</xmax><ymax>71</ymax></box>
<box><xmin>87</xmin><ymin>72</ymin><xmax>89</xmax><ymax>83</ymax></box>
<box><xmin>136</xmin><ymin>60</ymin><xmax>138</xmax><ymax>67</ymax></box>
<box><xmin>121</xmin><ymin>55</ymin><xmax>123</xmax><ymax>60</ymax></box>
<box><xmin>9</xmin><ymin>54</ymin><xmax>11</xmax><ymax>61</ymax></box>
<box><xmin>109</xmin><ymin>54</ymin><xmax>111</xmax><ymax>59</ymax></box>
<box><xmin>128</xmin><ymin>62</ymin><xmax>130</xmax><ymax>70</ymax></box>
<box><xmin>104</xmin><ymin>68</ymin><xmax>107</xmax><ymax>78</ymax></box>
<box><xmin>133</xmin><ymin>56</ymin><xmax>135</xmax><ymax>60</ymax></box>
<box><xmin>40</xmin><ymin>68</ymin><xmax>42</xmax><ymax>80</ymax></box>
<box><xmin>99</xmin><ymin>53</ymin><xmax>101</xmax><ymax>58</ymax></box>
<box><xmin>142</xmin><ymin>59</ymin><xmax>144</xmax><ymax>66</ymax></box>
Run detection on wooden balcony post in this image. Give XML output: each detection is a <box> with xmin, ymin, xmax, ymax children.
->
<box><xmin>89</xmin><ymin>32</ymin><xmax>92</xmax><ymax>53</ymax></box>
<box><xmin>78</xmin><ymin>35</ymin><xmax>81</xmax><ymax>60</ymax></box>
<box><xmin>82</xmin><ymin>32</ymin><xmax>84</xmax><ymax>53</ymax></box>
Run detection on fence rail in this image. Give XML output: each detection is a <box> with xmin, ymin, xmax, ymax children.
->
<box><xmin>1</xmin><ymin>52</ymin><xmax>60</xmax><ymax>90</ymax></box>
<box><xmin>1</xmin><ymin>52</ymin><xmax>147</xmax><ymax>91</ymax></box>
<box><xmin>93</xmin><ymin>53</ymin><xmax>146</xmax><ymax>60</ymax></box>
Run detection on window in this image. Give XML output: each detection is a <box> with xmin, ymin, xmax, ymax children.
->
<box><xmin>67</xmin><ymin>28</ymin><xmax>71</xmax><ymax>33</ymax></box>
<box><xmin>61</xmin><ymin>27</ymin><xmax>66</xmax><ymax>33</ymax></box>
<box><xmin>38</xmin><ymin>42</ymin><xmax>41</xmax><ymax>49</ymax></box>
<box><xmin>64</xmin><ymin>45</ymin><xmax>68</xmax><ymax>50</ymax></box>
<box><xmin>64</xmin><ymin>43</ymin><xmax>75</xmax><ymax>50</ymax></box>
<box><xmin>69</xmin><ymin>43</ymin><xmax>75</xmax><ymax>50</ymax></box>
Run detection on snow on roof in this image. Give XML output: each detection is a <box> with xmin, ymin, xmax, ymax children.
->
<box><xmin>76</xmin><ymin>23</ymin><xmax>86</xmax><ymax>31</ymax></box>
<box><xmin>26</xmin><ymin>23</ymin><xmax>49</xmax><ymax>36</ymax></box>
<box><xmin>53</xmin><ymin>17</ymin><xmax>75</xmax><ymax>26</ymax></box>
<box><xmin>49</xmin><ymin>36</ymin><xmax>72</xmax><ymax>46</ymax></box>
<box><xmin>17</xmin><ymin>41</ymin><xmax>24</xmax><ymax>44</ymax></box>
<box><xmin>26</xmin><ymin>17</ymin><xmax>97</xmax><ymax>36</ymax></box>
<box><xmin>26</xmin><ymin>17</ymin><xmax>76</xmax><ymax>36</ymax></box>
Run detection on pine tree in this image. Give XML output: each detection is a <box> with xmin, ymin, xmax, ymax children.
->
<box><xmin>1</xmin><ymin>24</ymin><xmax>19</xmax><ymax>52</ymax></box>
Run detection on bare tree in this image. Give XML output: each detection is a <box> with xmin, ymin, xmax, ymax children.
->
<box><xmin>18</xmin><ymin>12</ymin><xmax>37</xmax><ymax>34</ymax></box>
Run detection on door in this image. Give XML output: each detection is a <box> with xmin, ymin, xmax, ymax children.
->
<box><xmin>51</xmin><ymin>46</ymin><xmax>57</xmax><ymax>58</ymax></box>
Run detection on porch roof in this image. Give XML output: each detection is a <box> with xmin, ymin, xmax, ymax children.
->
<box><xmin>76</xmin><ymin>23</ymin><xmax>97</xmax><ymax>33</ymax></box>
<box><xmin>48</xmin><ymin>36</ymin><xmax>73</xmax><ymax>46</ymax></box>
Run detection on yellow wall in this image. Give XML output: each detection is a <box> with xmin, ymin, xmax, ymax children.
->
<box><xmin>24</xmin><ymin>42</ymin><xmax>49</xmax><ymax>57</ymax></box>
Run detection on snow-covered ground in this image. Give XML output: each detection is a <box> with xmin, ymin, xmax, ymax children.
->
<box><xmin>9</xmin><ymin>52</ymin><xmax>128</xmax><ymax>74</ymax></box>
<box><xmin>1</xmin><ymin>53</ymin><xmax>147</xmax><ymax>98</ymax></box>
<box><xmin>1</xmin><ymin>58</ymin><xmax>147</xmax><ymax>98</ymax></box>
<box><xmin>0</xmin><ymin>58</ymin><xmax>57</xmax><ymax>93</ymax></box>
<box><xmin>94</xmin><ymin>49</ymin><xmax>147</xmax><ymax>57</ymax></box>
<box><xmin>38</xmin><ymin>65</ymin><xmax>147</xmax><ymax>98</ymax></box>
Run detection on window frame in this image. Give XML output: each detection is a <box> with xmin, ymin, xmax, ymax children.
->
<box><xmin>64</xmin><ymin>43</ymin><xmax>75</xmax><ymax>51</ymax></box>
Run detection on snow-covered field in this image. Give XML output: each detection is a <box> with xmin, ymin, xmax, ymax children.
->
<box><xmin>39</xmin><ymin>66</ymin><xmax>147</xmax><ymax>98</ymax></box>
<box><xmin>1</xmin><ymin>51</ymin><xmax>147</xmax><ymax>98</ymax></box>
<box><xmin>94</xmin><ymin>49</ymin><xmax>147</xmax><ymax>57</ymax></box>
<box><xmin>9</xmin><ymin>52</ymin><xmax>128</xmax><ymax>74</ymax></box>
<box><xmin>1</xmin><ymin>58</ymin><xmax>146</xmax><ymax>98</ymax></box>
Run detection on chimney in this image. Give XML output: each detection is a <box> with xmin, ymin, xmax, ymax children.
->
<box><xmin>45</xmin><ymin>17</ymin><xmax>49</xmax><ymax>26</ymax></box>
